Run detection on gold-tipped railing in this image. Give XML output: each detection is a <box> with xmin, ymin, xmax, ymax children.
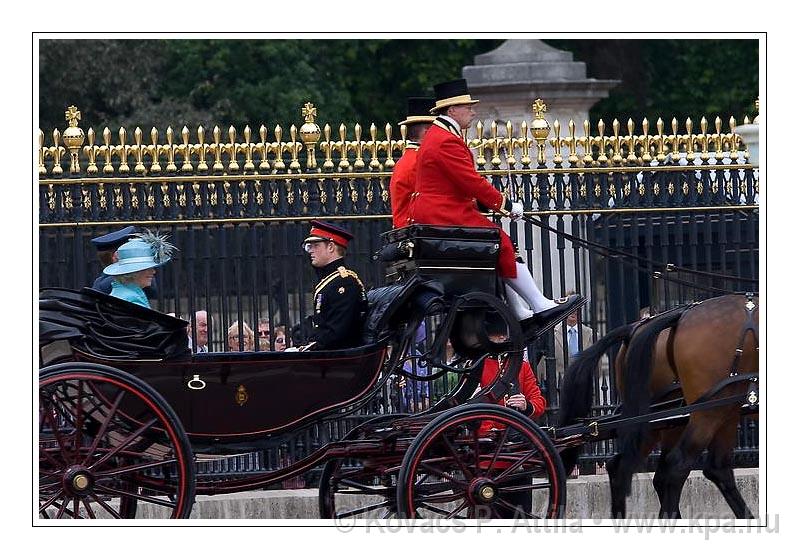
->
<box><xmin>38</xmin><ymin>100</ymin><xmax>758</xmax><ymax>179</ymax></box>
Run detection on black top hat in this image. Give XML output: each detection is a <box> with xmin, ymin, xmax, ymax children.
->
<box><xmin>431</xmin><ymin>79</ymin><xmax>479</xmax><ymax>113</ymax></box>
<box><xmin>303</xmin><ymin>220</ymin><xmax>355</xmax><ymax>248</ymax></box>
<box><xmin>90</xmin><ymin>226</ymin><xmax>137</xmax><ymax>252</ymax></box>
<box><xmin>399</xmin><ymin>97</ymin><xmax>436</xmax><ymax>126</ymax></box>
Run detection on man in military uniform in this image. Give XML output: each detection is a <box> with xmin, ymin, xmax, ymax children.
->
<box><xmin>408</xmin><ymin>78</ymin><xmax>579</xmax><ymax>326</ymax></box>
<box><xmin>389</xmin><ymin>96</ymin><xmax>436</xmax><ymax>228</ymax></box>
<box><xmin>290</xmin><ymin>221</ymin><xmax>367</xmax><ymax>351</ymax></box>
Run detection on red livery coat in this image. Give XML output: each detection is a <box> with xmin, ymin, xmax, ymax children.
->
<box><xmin>407</xmin><ymin>121</ymin><xmax>517</xmax><ymax>278</ymax></box>
<box><xmin>389</xmin><ymin>144</ymin><xmax>419</xmax><ymax>228</ymax></box>
<box><xmin>479</xmin><ymin>358</ymin><xmax>546</xmax><ymax>434</ymax></box>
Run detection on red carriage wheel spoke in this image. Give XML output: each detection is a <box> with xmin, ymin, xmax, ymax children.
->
<box><xmin>87</xmin><ymin>493</ymin><xmax>123</xmax><ymax>519</ymax></box>
<box><xmin>335</xmin><ymin>478</ymin><xmax>391</xmax><ymax>496</ymax></box>
<box><xmin>73</xmin><ymin>381</ymin><xmax>85</xmax><ymax>462</ymax></box>
<box><xmin>493</xmin><ymin>449</ymin><xmax>538</xmax><ymax>484</ymax></box>
<box><xmin>94</xmin><ymin>483</ymin><xmax>178</xmax><ymax>510</ymax></box>
<box><xmin>80</xmin><ymin>497</ymin><xmax>97</xmax><ymax>519</ymax></box>
<box><xmin>484</xmin><ymin>428</ymin><xmax>510</xmax><ymax>474</ymax></box>
<box><xmin>86</xmin><ymin>417</ymin><xmax>158</xmax><ymax>472</ymax></box>
<box><xmin>438</xmin><ymin>434</ymin><xmax>474</xmax><ymax>479</ymax></box>
<box><xmin>335</xmin><ymin>500</ymin><xmax>394</xmax><ymax>519</ymax></box>
<box><xmin>416</xmin><ymin>503</ymin><xmax>454</xmax><ymax>517</ymax></box>
<box><xmin>446</xmin><ymin>500</ymin><xmax>469</xmax><ymax>519</ymax></box>
<box><xmin>82</xmin><ymin>389</ymin><xmax>125</xmax><ymax>467</ymax></box>
<box><xmin>40</xmin><ymin>447</ymin><xmax>66</xmax><ymax>470</ymax></box>
<box><xmin>39</xmin><ymin>490</ymin><xmax>65</xmax><ymax>515</ymax></box>
<box><xmin>416</xmin><ymin>461</ymin><xmax>468</xmax><ymax>487</ymax></box>
<box><xmin>40</xmin><ymin>400</ymin><xmax>72</xmax><ymax>465</ymax></box>
<box><xmin>93</xmin><ymin>458</ymin><xmax>178</xmax><ymax>478</ymax></box>
<box><xmin>494</xmin><ymin>497</ymin><xmax>539</xmax><ymax>519</ymax></box>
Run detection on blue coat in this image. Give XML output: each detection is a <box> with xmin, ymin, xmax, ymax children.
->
<box><xmin>93</xmin><ymin>273</ymin><xmax>157</xmax><ymax>298</ymax></box>
<box><xmin>110</xmin><ymin>280</ymin><xmax>151</xmax><ymax>308</ymax></box>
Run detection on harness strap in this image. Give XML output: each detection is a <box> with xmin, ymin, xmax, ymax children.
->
<box><xmin>730</xmin><ymin>293</ymin><xmax>759</xmax><ymax>376</ymax></box>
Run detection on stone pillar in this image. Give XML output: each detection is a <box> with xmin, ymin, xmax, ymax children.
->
<box><xmin>463</xmin><ymin>39</ymin><xmax>619</xmax><ymax>158</ymax></box>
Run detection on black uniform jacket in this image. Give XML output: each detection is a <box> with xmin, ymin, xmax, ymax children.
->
<box><xmin>304</xmin><ymin>258</ymin><xmax>367</xmax><ymax>351</ymax></box>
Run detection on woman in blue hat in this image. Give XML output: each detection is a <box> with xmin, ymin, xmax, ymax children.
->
<box><xmin>103</xmin><ymin>230</ymin><xmax>176</xmax><ymax>309</ymax></box>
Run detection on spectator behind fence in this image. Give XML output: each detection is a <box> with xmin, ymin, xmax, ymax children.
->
<box><xmin>273</xmin><ymin>325</ymin><xmax>288</xmax><ymax>351</ymax></box>
<box><xmin>102</xmin><ymin>231</ymin><xmax>175</xmax><ymax>309</ymax></box>
<box><xmin>227</xmin><ymin>321</ymin><xmax>255</xmax><ymax>352</ymax></box>
<box><xmin>256</xmin><ymin>318</ymin><xmax>271</xmax><ymax>350</ymax></box>
<box><xmin>536</xmin><ymin>302</ymin><xmax>594</xmax><ymax>379</ymax></box>
<box><xmin>188</xmin><ymin>310</ymin><xmax>209</xmax><ymax>352</ymax></box>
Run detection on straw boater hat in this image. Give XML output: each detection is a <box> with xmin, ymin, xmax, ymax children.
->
<box><xmin>103</xmin><ymin>231</ymin><xmax>176</xmax><ymax>276</ymax></box>
<box><xmin>430</xmin><ymin>78</ymin><xmax>480</xmax><ymax>113</ymax></box>
<box><xmin>303</xmin><ymin>220</ymin><xmax>354</xmax><ymax>249</ymax></box>
<box><xmin>399</xmin><ymin>97</ymin><xmax>436</xmax><ymax>126</ymax></box>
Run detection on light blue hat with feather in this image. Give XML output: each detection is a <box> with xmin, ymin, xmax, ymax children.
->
<box><xmin>103</xmin><ymin>230</ymin><xmax>177</xmax><ymax>276</ymax></box>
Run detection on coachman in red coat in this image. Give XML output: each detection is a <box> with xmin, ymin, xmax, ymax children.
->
<box><xmin>408</xmin><ymin>78</ymin><xmax>581</xmax><ymax>325</ymax></box>
<box><xmin>390</xmin><ymin>97</ymin><xmax>435</xmax><ymax>228</ymax></box>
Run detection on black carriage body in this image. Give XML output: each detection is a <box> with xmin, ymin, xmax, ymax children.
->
<box><xmin>381</xmin><ymin>225</ymin><xmax>501</xmax><ymax>298</ymax></box>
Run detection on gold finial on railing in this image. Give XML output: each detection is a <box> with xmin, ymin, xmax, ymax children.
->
<box><xmin>288</xmin><ymin>125</ymin><xmax>302</xmax><ymax>172</ymax></box>
<box><xmin>321</xmin><ymin>123</ymin><xmax>334</xmax><ymax>171</ymax></box>
<box><xmin>38</xmin><ymin>129</ymin><xmax>47</xmax><ymax>175</ymax></box>
<box><xmin>505</xmin><ymin>121</ymin><xmax>516</xmax><ymax>167</ymax></box>
<box><xmin>520</xmin><ymin>121</ymin><xmax>531</xmax><ymax>167</ymax></box>
<box><xmin>50</xmin><ymin>129</ymin><xmax>64</xmax><ymax>175</ymax></box>
<box><xmin>196</xmin><ymin>126</ymin><xmax>209</xmax><ymax>172</ymax></box>
<box><xmin>684</xmin><ymin>118</ymin><xmax>695</xmax><ymax>161</ymax></box>
<box><xmin>611</xmin><ymin>119</ymin><xmax>623</xmax><ymax>165</ymax></box>
<box><xmin>626</xmin><ymin>119</ymin><xmax>638</xmax><ymax>164</ymax></box>
<box><xmin>150</xmin><ymin>127</ymin><xmax>162</xmax><ymax>173</ymax></box>
<box><xmin>180</xmin><ymin>126</ymin><xmax>194</xmax><ymax>173</ymax></box>
<box><xmin>713</xmin><ymin>117</ymin><xmax>724</xmax><ymax>160</ymax></box>
<box><xmin>118</xmin><ymin>127</ymin><xmax>130</xmax><ymax>174</ymax></box>
<box><xmin>728</xmin><ymin>117</ymin><xmax>739</xmax><ymax>162</ymax></box>
<box><xmin>337</xmin><ymin>124</ymin><xmax>350</xmax><ymax>171</ymax></box>
<box><xmin>567</xmin><ymin>120</ymin><xmax>579</xmax><ymax>166</ymax></box>
<box><xmin>101</xmin><ymin>127</ymin><xmax>113</xmax><ymax>174</ymax></box>
<box><xmin>490</xmin><ymin>120</ymin><xmax>502</xmax><ymax>167</ymax></box>
<box><xmin>133</xmin><ymin>127</ymin><xmax>146</xmax><ymax>174</ymax></box>
<box><xmin>383</xmin><ymin>123</ymin><xmax>396</xmax><ymax>169</ymax></box>
<box><xmin>62</xmin><ymin>105</ymin><xmax>85</xmax><ymax>174</ymax></box>
<box><xmin>698</xmin><ymin>117</ymin><xmax>709</xmax><ymax>162</ymax></box>
<box><xmin>212</xmin><ymin>126</ymin><xmax>224</xmax><ymax>172</ymax></box>
<box><xmin>256</xmin><ymin>125</ymin><xmax>269</xmax><ymax>172</ymax></box>
<box><xmin>640</xmin><ymin>118</ymin><xmax>652</xmax><ymax>165</ymax></box>
<box><xmin>227</xmin><ymin>126</ymin><xmax>240</xmax><ymax>172</ymax></box>
<box><xmin>530</xmin><ymin>99</ymin><xmax>550</xmax><ymax>166</ymax></box>
<box><xmin>353</xmin><ymin>123</ymin><xmax>365</xmax><ymax>170</ymax></box>
<box><xmin>368</xmin><ymin>123</ymin><xmax>381</xmax><ymax>170</ymax></box>
<box><xmin>596</xmin><ymin>120</ymin><xmax>608</xmax><ymax>165</ymax></box>
<box><xmin>300</xmin><ymin>102</ymin><xmax>321</xmax><ymax>170</ymax></box>
<box><xmin>243</xmin><ymin>125</ymin><xmax>255</xmax><ymax>172</ymax></box>
<box><xmin>551</xmin><ymin>120</ymin><xmax>563</xmax><ymax>166</ymax></box>
<box><xmin>272</xmin><ymin>125</ymin><xmax>285</xmax><ymax>171</ymax></box>
<box><xmin>581</xmin><ymin>120</ymin><xmax>593</xmax><ymax>167</ymax></box>
<box><xmin>655</xmin><ymin>118</ymin><xmax>666</xmax><ymax>163</ymax></box>
<box><xmin>670</xmin><ymin>118</ymin><xmax>680</xmax><ymax>161</ymax></box>
<box><xmin>164</xmin><ymin>127</ymin><xmax>177</xmax><ymax>173</ymax></box>
<box><xmin>473</xmin><ymin>120</ymin><xmax>486</xmax><ymax>167</ymax></box>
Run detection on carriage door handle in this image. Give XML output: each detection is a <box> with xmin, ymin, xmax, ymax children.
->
<box><xmin>187</xmin><ymin>374</ymin><xmax>206</xmax><ymax>390</ymax></box>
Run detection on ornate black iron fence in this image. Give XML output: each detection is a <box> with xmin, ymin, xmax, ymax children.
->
<box><xmin>38</xmin><ymin>101</ymin><xmax>759</xmax><ymax>483</ymax></box>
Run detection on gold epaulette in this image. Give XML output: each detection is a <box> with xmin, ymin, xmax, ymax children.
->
<box><xmin>314</xmin><ymin>266</ymin><xmax>365</xmax><ymax>298</ymax></box>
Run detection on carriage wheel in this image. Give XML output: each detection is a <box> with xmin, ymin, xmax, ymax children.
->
<box><xmin>396</xmin><ymin>404</ymin><xmax>565</xmax><ymax>519</ymax></box>
<box><xmin>39</xmin><ymin>363</ymin><xmax>195</xmax><ymax>519</ymax></box>
<box><xmin>318</xmin><ymin>415</ymin><xmax>407</xmax><ymax>519</ymax></box>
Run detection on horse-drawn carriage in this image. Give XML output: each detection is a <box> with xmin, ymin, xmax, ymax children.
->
<box><xmin>38</xmin><ymin>225</ymin><xmax>759</xmax><ymax>520</ymax></box>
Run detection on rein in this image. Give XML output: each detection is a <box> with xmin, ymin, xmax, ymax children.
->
<box><xmin>518</xmin><ymin>213</ymin><xmax>758</xmax><ymax>294</ymax></box>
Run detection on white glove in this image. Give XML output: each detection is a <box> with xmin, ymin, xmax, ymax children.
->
<box><xmin>284</xmin><ymin>346</ymin><xmax>300</xmax><ymax>352</ymax></box>
<box><xmin>510</xmin><ymin>201</ymin><xmax>524</xmax><ymax>221</ymax></box>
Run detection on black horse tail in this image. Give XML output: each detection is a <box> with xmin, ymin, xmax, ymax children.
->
<box><xmin>615</xmin><ymin>306</ymin><xmax>686</xmax><ymax>497</ymax></box>
<box><xmin>557</xmin><ymin>323</ymin><xmax>636</xmax><ymax>475</ymax></box>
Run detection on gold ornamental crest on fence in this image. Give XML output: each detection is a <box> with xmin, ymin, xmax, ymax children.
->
<box><xmin>37</xmin><ymin>100</ymin><xmax>758</xmax><ymax>179</ymax></box>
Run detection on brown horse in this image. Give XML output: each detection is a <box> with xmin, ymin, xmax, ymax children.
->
<box><xmin>559</xmin><ymin>293</ymin><xmax>758</xmax><ymax>518</ymax></box>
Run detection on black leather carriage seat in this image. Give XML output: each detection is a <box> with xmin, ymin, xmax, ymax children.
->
<box><xmin>360</xmin><ymin>275</ymin><xmax>444</xmax><ymax>345</ymax></box>
<box><xmin>39</xmin><ymin>287</ymin><xmax>191</xmax><ymax>364</ymax></box>
<box><xmin>378</xmin><ymin>224</ymin><xmax>502</xmax><ymax>298</ymax></box>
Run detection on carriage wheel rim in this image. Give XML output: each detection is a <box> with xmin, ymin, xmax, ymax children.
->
<box><xmin>402</xmin><ymin>409</ymin><xmax>562</xmax><ymax>519</ymax></box>
<box><xmin>39</xmin><ymin>371</ymin><xmax>194</xmax><ymax>519</ymax></box>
